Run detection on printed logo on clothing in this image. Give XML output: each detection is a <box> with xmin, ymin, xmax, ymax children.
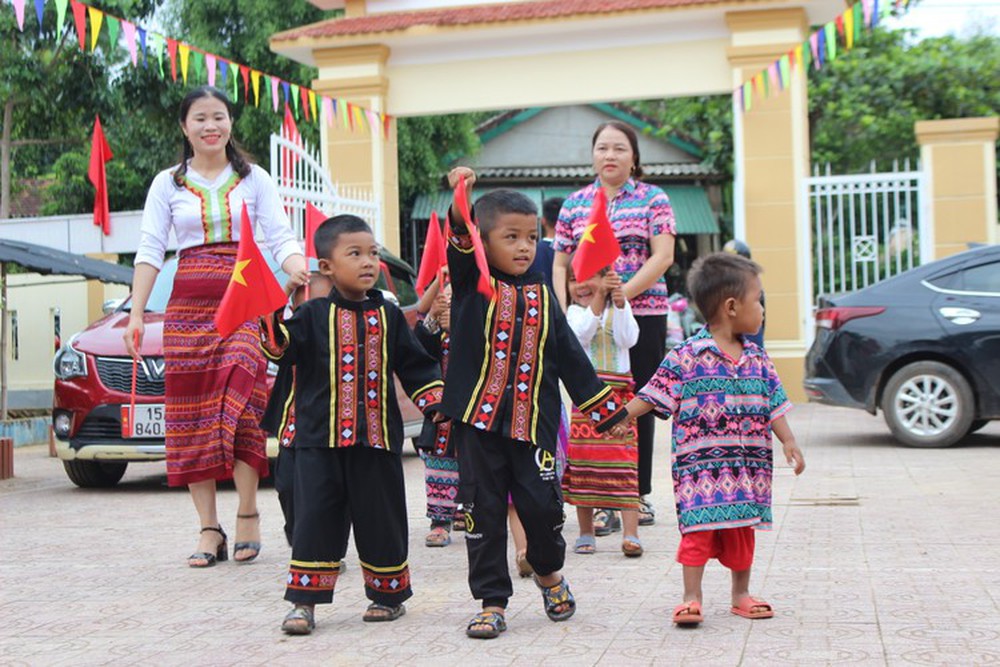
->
<box><xmin>535</xmin><ymin>449</ymin><xmax>556</xmax><ymax>482</ymax></box>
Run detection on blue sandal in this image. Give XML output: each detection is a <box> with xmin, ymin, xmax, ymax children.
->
<box><xmin>574</xmin><ymin>534</ymin><xmax>596</xmax><ymax>554</ymax></box>
<box><xmin>466</xmin><ymin>611</ymin><xmax>507</xmax><ymax>639</ymax></box>
<box><xmin>533</xmin><ymin>575</ymin><xmax>576</xmax><ymax>622</ymax></box>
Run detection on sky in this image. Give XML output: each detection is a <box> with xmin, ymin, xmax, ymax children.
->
<box><xmin>887</xmin><ymin>0</ymin><xmax>1000</xmax><ymax>38</ymax></box>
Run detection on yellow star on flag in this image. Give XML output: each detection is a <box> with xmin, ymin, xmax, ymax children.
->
<box><xmin>231</xmin><ymin>258</ymin><xmax>251</xmax><ymax>286</ymax></box>
<box><xmin>581</xmin><ymin>223</ymin><xmax>597</xmax><ymax>244</ymax></box>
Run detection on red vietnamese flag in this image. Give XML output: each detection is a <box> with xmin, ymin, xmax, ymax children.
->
<box><xmin>415</xmin><ymin>211</ymin><xmax>447</xmax><ymax>296</ymax></box>
<box><xmin>571</xmin><ymin>187</ymin><xmax>621</xmax><ymax>282</ymax></box>
<box><xmin>215</xmin><ymin>203</ymin><xmax>288</xmax><ymax>338</ymax></box>
<box><xmin>88</xmin><ymin>115</ymin><xmax>113</xmax><ymax>235</ymax></box>
<box><xmin>304</xmin><ymin>202</ymin><xmax>326</xmax><ymax>259</ymax></box>
<box><xmin>454</xmin><ymin>175</ymin><xmax>494</xmax><ymax>299</ymax></box>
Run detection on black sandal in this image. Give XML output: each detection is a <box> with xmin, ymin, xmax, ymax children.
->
<box><xmin>466</xmin><ymin>611</ymin><xmax>507</xmax><ymax>639</ymax></box>
<box><xmin>363</xmin><ymin>602</ymin><xmax>406</xmax><ymax>622</ymax></box>
<box><xmin>234</xmin><ymin>512</ymin><xmax>261</xmax><ymax>563</ymax></box>
<box><xmin>188</xmin><ymin>526</ymin><xmax>227</xmax><ymax>568</ymax></box>
<box><xmin>534</xmin><ymin>575</ymin><xmax>576</xmax><ymax>622</ymax></box>
<box><xmin>281</xmin><ymin>606</ymin><xmax>316</xmax><ymax>635</ymax></box>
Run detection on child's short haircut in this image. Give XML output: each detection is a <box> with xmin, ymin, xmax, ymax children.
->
<box><xmin>474</xmin><ymin>189</ymin><xmax>538</xmax><ymax>237</ymax></box>
<box><xmin>314</xmin><ymin>214</ymin><xmax>373</xmax><ymax>260</ymax></box>
<box><xmin>542</xmin><ymin>197</ymin><xmax>565</xmax><ymax>226</ymax></box>
<box><xmin>687</xmin><ymin>252</ymin><xmax>763</xmax><ymax>322</ymax></box>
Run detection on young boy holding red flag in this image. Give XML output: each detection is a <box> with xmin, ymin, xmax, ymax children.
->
<box><xmin>440</xmin><ymin>167</ymin><xmax>627</xmax><ymax>639</ymax></box>
<box><xmin>262</xmin><ymin>214</ymin><xmax>445</xmax><ymax>636</ymax></box>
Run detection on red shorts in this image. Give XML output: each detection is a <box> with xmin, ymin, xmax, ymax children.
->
<box><xmin>676</xmin><ymin>526</ymin><xmax>756</xmax><ymax>571</ymax></box>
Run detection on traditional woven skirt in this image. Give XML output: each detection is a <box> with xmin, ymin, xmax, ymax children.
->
<box><xmin>561</xmin><ymin>373</ymin><xmax>639</xmax><ymax>509</ymax></box>
<box><xmin>163</xmin><ymin>243</ymin><xmax>269</xmax><ymax>486</ymax></box>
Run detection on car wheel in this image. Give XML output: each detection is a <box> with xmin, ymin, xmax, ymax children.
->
<box><xmin>967</xmin><ymin>420</ymin><xmax>989</xmax><ymax>435</ymax></box>
<box><xmin>881</xmin><ymin>361</ymin><xmax>974</xmax><ymax>448</ymax></box>
<box><xmin>62</xmin><ymin>460</ymin><xmax>128</xmax><ymax>488</ymax></box>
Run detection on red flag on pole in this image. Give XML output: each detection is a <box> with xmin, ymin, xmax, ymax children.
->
<box><xmin>304</xmin><ymin>202</ymin><xmax>326</xmax><ymax>259</ymax></box>
<box><xmin>415</xmin><ymin>211</ymin><xmax>447</xmax><ymax>296</ymax></box>
<box><xmin>453</xmin><ymin>175</ymin><xmax>494</xmax><ymax>299</ymax></box>
<box><xmin>87</xmin><ymin>115</ymin><xmax>113</xmax><ymax>235</ymax></box>
<box><xmin>571</xmin><ymin>187</ymin><xmax>621</xmax><ymax>282</ymax></box>
<box><xmin>214</xmin><ymin>203</ymin><xmax>288</xmax><ymax>338</ymax></box>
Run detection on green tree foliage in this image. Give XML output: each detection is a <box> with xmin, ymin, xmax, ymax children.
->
<box><xmin>809</xmin><ymin>28</ymin><xmax>1000</xmax><ymax>176</ymax></box>
<box><xmin>396</xmin><ymin>114</ymin><xmax>482</xmax><ymax>212</ymax></box>
<box><xmin>166</xmin><ymin>0</ymin><xmax>331</xmax><ymax>164</ymax></box>
<box><xmin>0</xmin><ymin>1</ymin><xmax>162</xmax><ymax>216</ymax></box>
<box><xmin>628</xmin><ymin>96</ymin><xmax>734</xmax><ymax>181</ymax></box>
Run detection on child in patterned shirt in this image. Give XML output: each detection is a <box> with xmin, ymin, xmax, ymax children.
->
<box><xmin>615</xmin><ymin>252</ymin><xmax>805</xmax><ymax>626</ymax></box>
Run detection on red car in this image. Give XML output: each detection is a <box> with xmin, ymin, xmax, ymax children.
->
<box><xmin>52</xmin><ymin>250</ymin><xmax>424</xmax><ymax>487</ymax></box>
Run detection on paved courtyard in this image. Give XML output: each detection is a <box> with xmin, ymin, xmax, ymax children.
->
<box><xmin>2</xmin><ymin>403</ymin><xmax>999</xmax><ymax>666</ymax></box>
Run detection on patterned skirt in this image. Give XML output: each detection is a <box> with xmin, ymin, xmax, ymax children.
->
<box><xmin>163</xmin><ymin>243</ymin><xmax>269</xmax><ymax>486</ymax></box>
<box><xmin>561</xmin><ymin>373</ymin><xmax>639</xmax><ymax>509</ymax></box>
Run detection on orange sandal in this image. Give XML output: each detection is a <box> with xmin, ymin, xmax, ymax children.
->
<box><xmin>731</xmin><ymin>596</ymin><xmax>774</xmax><ymax>619</ymax></box>
<box><xmin>671</xmin><ymin>600</ymin><xmax>703</xmax><ymax>626</ymax></box>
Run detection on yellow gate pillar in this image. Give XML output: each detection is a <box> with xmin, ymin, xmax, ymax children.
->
<box><xmin>727</xmin><ymin>8</ymin><xmax>811</xmax><ymax>402</ymax></box>
<box><xmin>312</xmin><ymin>45</ymin><xmax>401</xmax><ymax>253</ymax></box>
<box><xmin>915</xmin><ymin>117</ymin><xmax>999</xmax><ymax>260</ymax></box>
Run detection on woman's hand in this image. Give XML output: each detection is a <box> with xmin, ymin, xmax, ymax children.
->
<box><xmin>123</xmin><ymin>316</ymin><xmax>144</xmax><ymax>360</ymax></box>
<box><xmin>284</xmin><ymin>267</ymin><xmax>310</xmax><ymax>295</ymax></box>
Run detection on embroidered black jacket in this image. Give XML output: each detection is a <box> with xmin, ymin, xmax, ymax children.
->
<box><xmin>263</xmin><ymin>288</ymin><xmax>443</xmax><ymax>453</ymax></box>
<box><xmin>440</xmin><ymin>217</ymin><xmax>627</xmax><ymax>452</ymax></box>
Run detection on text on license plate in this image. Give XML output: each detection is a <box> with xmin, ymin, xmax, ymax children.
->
<box><xmin>120</xmin><ymin>404</ymin><xmax>165</xmax><ymax>438</ymax></box>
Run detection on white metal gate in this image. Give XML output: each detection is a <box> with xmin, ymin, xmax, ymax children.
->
<box><xmin>805</xmin><ymin>160</ymin><xmax>929</xmax><ymax>299</ymax></box>
<box><xmin>269</xmin><ymin>128</ymin><xmax>381</xmax><ymax>243</ymax></box>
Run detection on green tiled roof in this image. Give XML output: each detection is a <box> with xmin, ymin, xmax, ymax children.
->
<box><xmin>410</xmin><ymin>184</ymin><xmax>718</xmax><ymax>235</ymax></box>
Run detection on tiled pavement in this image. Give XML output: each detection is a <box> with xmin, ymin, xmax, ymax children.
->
<box><xmin>2</xmin><ymin>403</ymin><xmax>999</xmax><ymax>666</ymax></box>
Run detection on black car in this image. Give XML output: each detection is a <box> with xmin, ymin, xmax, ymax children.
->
<box><xmin>805</xmin><ymin>244</ymin><xmax>1000</xmax><ymax>448</ymax></box>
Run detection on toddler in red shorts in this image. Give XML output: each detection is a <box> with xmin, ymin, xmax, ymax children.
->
<box><xmin>615</xmin><ymin>252</ymin><xmax>805</xmax><ymax>626</ymax></box>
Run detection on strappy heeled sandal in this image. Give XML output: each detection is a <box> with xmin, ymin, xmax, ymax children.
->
<box><xmin>188</xmin><ymin>526</ymin><xmax>227</xmax><ymax>568</ymax></box>
<box><xmin>234</xmin><ymin>512</ymin><xmax>261</xmax><ymax>563</ymax></box>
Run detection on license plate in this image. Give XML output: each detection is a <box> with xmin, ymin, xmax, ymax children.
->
<box><xmin>120</xmin><ymin>404</ymin><xmax>165</xmax><ymax>438</ymax></box>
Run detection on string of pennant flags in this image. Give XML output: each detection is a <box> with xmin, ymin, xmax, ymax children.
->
<box><xmin>4</xmin><ymin>0</ymin><xmax>392</xmax><ymax>138</ymax></box>
<box><xmin>738</xmin><ymin>0</ymin><xmax>912</xmax><ymax>112</ymax></box>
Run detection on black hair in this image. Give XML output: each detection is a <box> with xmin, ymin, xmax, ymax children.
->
<box><xmin>473</xmin><ymin>189</ymin><xmax>538</xmax><ymax>237</ymax></box>
<box><xmin>314</xmin><ymin>214</ymin><xmax>373</xmax><ymax>260</ymax></box>
<box><xmin>172</xmin><ymin>86</ymin><xmax>253</xmax><ymax>187</ymax></box>
<box><xmin>591</xmin><ymin>120</ymin><xmax>643</xmax><ymax>179</ymax></box>
<box><xmin>687</xmin><ymin>252</ymin><xmax>762</xmax><ymax>323</ymax></box>
<box><xmin>541</xmin><ymin>197</ymin><xmax>565</xmax><ymax>227</ymax></box>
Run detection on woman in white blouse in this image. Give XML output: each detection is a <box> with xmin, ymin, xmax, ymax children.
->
<box><xmin>124</xmin><ymin>86</ymin><xmax>308</xmax><ymax>568</ymax></box>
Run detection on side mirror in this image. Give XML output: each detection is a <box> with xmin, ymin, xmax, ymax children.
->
<box><xmin>102</xmin><ymin>298</ymin><xmax>124</xmax><ymax>315</ymax></box>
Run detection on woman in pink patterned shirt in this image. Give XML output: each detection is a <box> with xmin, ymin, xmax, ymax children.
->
<box><xmin>553</xmin><ymin>121</ymin><xmax>676</xmax><ymax>528</ymax></box>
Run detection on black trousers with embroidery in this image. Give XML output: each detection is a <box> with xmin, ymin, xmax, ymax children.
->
<box><xmin>285</xmin><ymin>446</ymin><xmax>411</xmax><ymax>607</ymax></box>
<box><xmin>453</xmin><ymin>422</ymin><xmax>566</xmax><ymax>609</ymax></box>
<box><xmin>630</xmin><ymin>315</ymin><xmax>667</xmax><ymax>497</ymax></box>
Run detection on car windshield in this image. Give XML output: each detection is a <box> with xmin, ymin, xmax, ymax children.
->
<box><xmin>121</xmin><ymin>254</ymin><xmax>287</xmax><ymax>313</ymax></box>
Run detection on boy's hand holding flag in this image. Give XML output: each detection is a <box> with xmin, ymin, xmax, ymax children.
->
<box><xmin>451</xmin><ymin>172</ymin><xmax>493</xmax><ymax>299</ymax></box>
<box><xmin>215</xmin><ymin>203</ymin><xmax>289</xmax><ymax>338</ymax></box>
<box><xmin>571</xmin><ymin>187</ymin><xmax>621</xmax><ymax>283</ymax></box>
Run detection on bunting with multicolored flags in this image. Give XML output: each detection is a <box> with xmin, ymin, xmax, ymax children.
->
<box><xmin>6</xmin><ymin>0</ymin><xmax>394</xmax><ymax>138</ymax></box>
<box><xmin>736</xmin><ymin>0</ymin><xmax>914</xmax><ymax>112</ymax></box>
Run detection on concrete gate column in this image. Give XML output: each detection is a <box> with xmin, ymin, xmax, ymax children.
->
<box><xmin>312</xmin><ymin>45</ymin><xmax>401</xmax><ymax>253</ymax></box>
<box><xmin>727</xmin><ymin>8</ymin><xmax>812</xmax><ymax>401</ymax></box>
<box><xmin>915</xmin><ymin>117</ymin><xmax>999</xmax><ymax>260</ymax></box>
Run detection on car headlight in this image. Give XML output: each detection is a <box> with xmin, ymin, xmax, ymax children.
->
<box><xmin>53</xmin><ymin>342</ymin><xmax>88</xmax><ymax>380</ymax></box>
